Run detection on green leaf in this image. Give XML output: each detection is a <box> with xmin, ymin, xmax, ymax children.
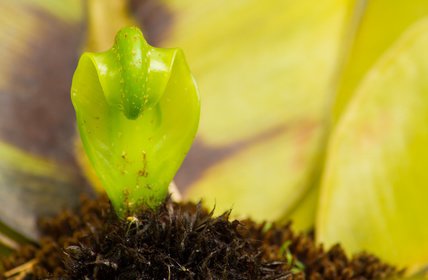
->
<box><xmin>318</xmin><ymin>18</ymin><xmax>428</xmax><ymax>273</ymax></box>
<box><xmin>72</xmin><ymin>27</ymin><xmax>200</xmax><ymax>216</ymax></box>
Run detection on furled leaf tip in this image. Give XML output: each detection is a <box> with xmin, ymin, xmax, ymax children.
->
<box><xmin>71</xmin><ymin>26</ymin><xmax>200</xmax><ymax>217</ymax></box>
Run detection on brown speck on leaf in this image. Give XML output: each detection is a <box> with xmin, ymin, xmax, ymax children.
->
<box><xmin>138</xmin><ymin>169</ymin><xmax>148</xmax><ymax>177</ymax></box>
<box><xmin>137</xmin><ymin>151</ymin><xmax>148</xmax><ymax>177</ymax></box>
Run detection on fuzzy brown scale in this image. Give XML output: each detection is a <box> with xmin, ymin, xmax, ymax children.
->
<box><xmin>137</xmin><ymin>152</ymin><xmax>149</xmax><ymax>177</ymax></box>
<box><xmin>0</xmin><ymin>196</ymin><xmax>402</xmax><ymax>279</ymax></box>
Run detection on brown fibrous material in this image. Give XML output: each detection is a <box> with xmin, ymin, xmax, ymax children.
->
<box><xmin>1</xmin><ymin>196</ymin><xmax>402</xmax><ymax>279</ymax></box>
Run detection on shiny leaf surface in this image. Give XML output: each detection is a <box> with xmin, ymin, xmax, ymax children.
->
<box><xmin>72</xmin><ymin>27</ymin><xmax>200</xmax><ymax>216</ymax></box>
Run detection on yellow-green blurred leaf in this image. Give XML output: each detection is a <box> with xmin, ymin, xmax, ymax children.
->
<box><xmin>86</xmin><ymin>0</ymin><xmax>135</xmax><ymax>52</ymax></box>
<box><xmin>22</xmin><ymin>0</ymin><xmax>83</xmax><ymax>23</ymax></box>
<box><xmin>165</xmin><ymin>0</ymin><xmax>354</xmax><ymax>222</ymax></box>
<box><xmin>332</xmin><ymin>0</ymin><xmax>428</xmax><ymax>124</ymax></box>
<box><xmin>285</xmin><ymin>183</ymin><xmax>319</xmax><ymax>232</ymax></box>
<box><xmin>0</xmin><ymin>143</ymin><xmax>83</xmax><ymax>241</ymax></box>
<box><xmin>318</xmin><ymin>18</ymin><xmax>428</xmax><ymax>273</ymax></box>
<box><xmin>0</xmin><ymin>1</ymin><xmax>87</xmax><ymax>242</ymax></box>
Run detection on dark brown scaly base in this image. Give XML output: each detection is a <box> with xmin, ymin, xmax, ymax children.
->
<box><xmin>1</xmin><ymin>196</ymin><xmax>402</xmax><ymax>279</ymax></box>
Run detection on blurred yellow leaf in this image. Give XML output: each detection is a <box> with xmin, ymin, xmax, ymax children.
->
<box><xmin>86</xmin><ymin>0</ymin><xmax>134</xmax><ymax>52</ymax></box>
<box><xmin>0</xmin><ymin>142</ymin><xmax>83</xmax><ymax>242</ymax></box>
<box><xmin>332</xmin><ymin>0</ymin><xmax>428</xmax><ymax>123</ymax></box>
<box><xmin>165</xmin><ymin>0</ymin><xmax>355</xmax><ymax>223</ymax></box>
<box><xmin>318</xmin><ymin>18</ymin><xmax>428</xmax><ymax>273</ymax></box>
<box><xmin>24</xmin><ymin>0</ymin><xmax>83</xmax><ymax>22</ymax></box>
<box><xmin>0</xmin><ymin>0</ymin><xmax>87</xmax><ymax>243</ymax></box>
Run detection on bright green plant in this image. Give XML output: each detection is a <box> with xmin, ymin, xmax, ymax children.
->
<box><xmin>71</xmin><ymin>26</ymin><xmax>200</xmax><ymax>217</ymax></box>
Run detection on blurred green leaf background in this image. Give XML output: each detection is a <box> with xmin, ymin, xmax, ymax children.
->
<box><xmin>0</xmin><ymin>0</ymin><xmax>427</xmax><ymax>277</ymax></box>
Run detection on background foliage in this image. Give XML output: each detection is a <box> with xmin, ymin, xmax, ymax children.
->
<box><xmin>0</xmin><ymin>0</ymin><xmax>427</xmax><ymax>276</ymax></box>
